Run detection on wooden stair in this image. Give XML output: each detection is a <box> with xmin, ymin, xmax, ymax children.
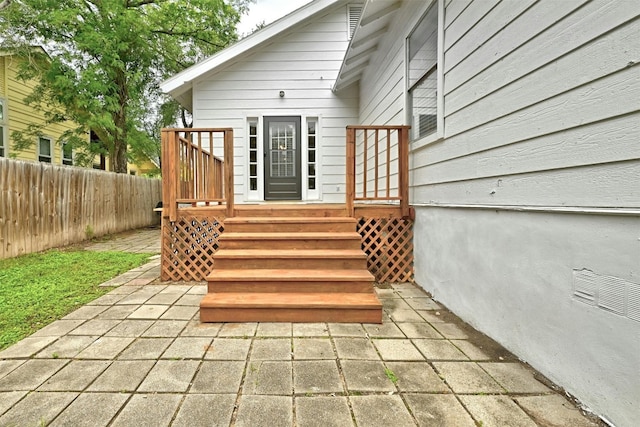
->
<box><xmin>200</xmin><ymin>215</ymin><xmax>382</xmax><ymax>323</ymax></box>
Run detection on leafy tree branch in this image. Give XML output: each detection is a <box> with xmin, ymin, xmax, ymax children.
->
<box><xmin>0</xmin><ymin>0</ymin><xmax>252</xmax><ymax>173</ymax></box>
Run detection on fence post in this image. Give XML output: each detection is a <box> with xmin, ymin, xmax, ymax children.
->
<box><xmin>224</xmin><ymin>129</ymin><xmax>235</xmax><ymax>218</ymax></box>
<box><xmin>346</xmin><ymin>126</ymin><xmax>356</xmax><ymax>217</ymax></box>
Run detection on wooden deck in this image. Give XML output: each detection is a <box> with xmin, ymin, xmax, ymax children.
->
<box><xmin>160</xmin><ymin>126</ymin><xmax>413</xmax><ymax>322</ymax></box>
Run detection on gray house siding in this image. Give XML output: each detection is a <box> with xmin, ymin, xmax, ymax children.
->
<box><xmin>357</xmin><ymin>1</ymin><xmax>640</xmax><ymax>426</ymax></box>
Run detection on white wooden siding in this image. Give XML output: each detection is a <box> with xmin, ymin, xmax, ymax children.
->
<box><xmin>407</xmin><ymin>0</ymin><xmax>640</xmax><ymax>209</ymax></box>
<box><xmin>443</xmin><ymin>0</ymin><xmax>589</xmax><ymax>93</ymax></box>
<box><xmin>358</xmin><ymin>1</ymin><xmax>426</xmax><ymax>126</ymax></box>
<box><xmin>192</xmin><ymin>4</ymin><xmax>358</xmax><ymax>202</ymax></box>
<box><xmin>444</xmin><ymin>1</ymin><xmax>634</xmax><ymax>115</ymax></box>
<box><xmin>356</xmin><ymin>1</ymin><xmax>434</xmax><ymax>200</ymax></box>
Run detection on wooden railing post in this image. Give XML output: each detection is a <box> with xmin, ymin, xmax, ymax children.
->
<box><xmin>346</xmin><ymin>126</ymin><xmax>356</xmax><ymax>217</ymax></box>
<box><xmin>207</xmin><ymin>132</ymin><xmax>215</xmax><ymax>200</ymax></box>
<box><xmin>398</xmin><ymin>126</ymin><xmax>410</xmax><ymax>218</ymax></box>
<box><xmin>224</xmin><ymin>129</ymin><xmax>235</xmax><ymax>217</ymax></box>
<box><xmin>161</xmin><ymin>129</ymin><xmax>178</xmax><ymax>222</ymax></box>
<box><xmin>161</xmin><ymin>129</ymin><xmax>169</xmax><ymax>215</ymax></box>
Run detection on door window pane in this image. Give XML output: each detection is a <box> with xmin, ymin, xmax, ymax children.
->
<box><xmin>248</xmin><ymin>119</ymin><xmax>259</xmax><ymax>193</ymax></box>
<box><xmin>307</xmin><ymin>119</ymin><xmax>317</xmax><ymax>191</ymax></box>
<box><xmin>269</xmin><ymin>122</ymin><xmax>296</xmax><ymax>178</ymax></box>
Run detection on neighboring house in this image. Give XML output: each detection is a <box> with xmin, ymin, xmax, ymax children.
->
<box><xmin>0</xmin><ymin>50</ymin><xmax>85</xmax><ymax>166</ymax></box>
<box><xmin>1</xmin><ymin>50</ymin><xmax>156</xmax><ymax>175</ymax></box>
<box><xmin>161</xmin><ymin>1</ymin><xmax>640</xmax><ymax>426</ymax></box>
<box><xmin>131</xmin><ymin>158</ymin><xmax>159</xmax><ymax>176</ymax></box>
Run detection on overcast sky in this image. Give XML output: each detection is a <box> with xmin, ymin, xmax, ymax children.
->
<box><xmin>237</xmin><ymin>0</ymin><xmax>314</xmax><ymax>36</ymax></box>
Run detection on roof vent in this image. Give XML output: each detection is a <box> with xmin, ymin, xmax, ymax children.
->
<box><xmin>348</xmin><ymin>4</ymin><xmax>363</xmax><ymax>39</ymax></box>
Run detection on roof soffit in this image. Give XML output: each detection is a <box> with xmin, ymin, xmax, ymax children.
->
<box><xmin>333</xmin><ymin>0</ymin><xmax>401</xmax><ymax>92</ymax></box>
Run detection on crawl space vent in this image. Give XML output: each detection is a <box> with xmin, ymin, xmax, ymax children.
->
<box><xmin>573</xmin><ymin>269</ymin><xmax>640</xmax><ymax>322</ymax></box>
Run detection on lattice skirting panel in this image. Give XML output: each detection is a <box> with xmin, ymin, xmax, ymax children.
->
<box><xmin>357</xmin><ymin>217</ymin><xmax>414</xmax><ymax>283</ymax></box>
<box><xmin>161</xmin><ymin>216</ymin><xmax>224</xmax><ymax>281</ymax></box>
<box><xmin>162</xmin><ymin>214</ymin><xmax>414</xmax><ymax>283</ymax></box>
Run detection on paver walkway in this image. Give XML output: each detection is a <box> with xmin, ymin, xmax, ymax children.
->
<box><xmin>85</xmin><ymin>227</ymin><xmax>161</xmax><ymax>254</ymax></box>
<box><xmin>0</xmin><ymin>228</ymin><xmax>600</xmax><ymax>426</ymax></box>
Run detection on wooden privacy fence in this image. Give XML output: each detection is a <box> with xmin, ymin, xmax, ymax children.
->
<box><xmin>346</xmin><ymin>125</ymin><xmax>411</xmax><ymax>218</ymax></box>
<box><xmin>0</xmin><ymin>157</ymin><xmax>162</xmax><ymax>259</ymax></box>
<box><xmin>161</xmin><ymin>128</ymin><xmax>234</xmax><ymax>221</ymax></box>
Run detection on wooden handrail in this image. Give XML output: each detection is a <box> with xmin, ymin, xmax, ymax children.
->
<box><xmin>161</xmin><ymin>128</ymin><xmax>234</xmax><ymax>221</ymax></box>
<box><xmin>345</xmin><ymin>125</ymin><xmax>411</xmax><ymax>218</ymax></box>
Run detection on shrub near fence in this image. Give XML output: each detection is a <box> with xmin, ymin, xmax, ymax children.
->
<box><xmin>0</xmin><ymin>157</ymin><xmax>162</xmax><ymax>259</ymax></box>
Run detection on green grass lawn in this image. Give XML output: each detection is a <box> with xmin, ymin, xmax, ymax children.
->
<box><xmin>0</xmin><ymin>249</ymin><xmax>150</xmax><ymax>350</ymax></box>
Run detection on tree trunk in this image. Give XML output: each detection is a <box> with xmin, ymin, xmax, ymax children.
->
<box><xmin>112</xmin><ymin>68</ymin><xmax>129</xmax><ymax>174</ymax></box>
<box><xmin>112</xmin><ymin>138</ymin><xmax>128</xmax><ymax>173</ymax></box>
<box><xmin>109</xmin><ymin>112</ymin><xmax>128</xmax><ymax>173</ymax></box>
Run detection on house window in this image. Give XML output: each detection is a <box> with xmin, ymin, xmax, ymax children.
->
<box><xmin>0</xmin><ymin>99</ymin><xmax>6</xmax><ymax>157</ymax></box>
<box><xmin>307</xmin><ymin>119</ymin><xmax>317</xmax><ymax>190</ymax></box>
<box><xmin>408</xmin><ymin>2</ymin><xmax>439</xmax><ymax>140</ymax></box>
<box><xmin>248</xmin><ymin>119</ymin><xmax>258</xmax><ymax>191</ymax></box>
<box><xmin>62</xmin><ymin>141</ymin><xmax>73</xmax><ymax>166</ymax></box>
<box><xmin>38</xmin><ymin>136</ymin><xmax>52</xmax><ymax>163</ymax></box>
<box><xmin>348</xmin><ymin>4</ymin><xmax>363</xmax><ymax>39</ymax></box>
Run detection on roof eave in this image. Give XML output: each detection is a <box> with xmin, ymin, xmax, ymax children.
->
<box><xmin>333</xmin><ymin>0</ymin><xmax>401</xmax><ymax>92</ymax></box>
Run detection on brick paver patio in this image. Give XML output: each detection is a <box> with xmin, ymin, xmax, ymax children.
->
<box><xmin>0</xmin><ymin>228</ymin><xmax>599</xmax><ymax>426</ymax></box>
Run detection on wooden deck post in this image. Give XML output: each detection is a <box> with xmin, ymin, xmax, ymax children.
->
<box><xmin>399</xmin><ymin>126</ymin><xmax>410</xmax><ymax>218</ymax></box>
<box><xmin>224</xmin><ymin>129</ymin><xmax>235</xmax><ymax>218</ymax></box>
<box><xmin>346</xmin><ymin>127</ymin><xmax>356</xmax><ymax>217</ymax></box>
<box><xmin>161</xmin><ymin>129</ymin><xmax>178</xmax><ymax>222</ymax></box>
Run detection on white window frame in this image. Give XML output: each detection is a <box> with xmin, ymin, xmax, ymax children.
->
<box><xmin>38</xmin><ymin>136</ymin><xmax>53</xmax><ymax>163</ymax></box>
<box><xmin>245</xmin><ymin>116</ymin><xmax>263</xmax><ymax>202</ymax></box>
<box><xmin>406</xmin><ymin>0</ymin><xmax>444</xmax><ymax>150</ymax></box>
<box><xmin>0</xmin><ymin>98</ymin><xmax>7</xmax><ymax>158</ymax></box>
<box><xmin>302</xmin><ymin>116</ymin><xmax>321</xmax><ymax>201</ymax></box>
<box><xmin>243</xmin><ymin>114</ymin><xmax>322</xmax><ymax>202</ymax></box>
<box><xmin>62</xmin><ymin>141</ymin><xmax>73</xmax><ymax>166</ymax></box>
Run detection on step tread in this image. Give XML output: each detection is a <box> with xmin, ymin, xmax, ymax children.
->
<box><xmin>220</xmin><ymin>232</ymin><xmax>361</xmax><ymax>240</ymax></box>
<box><xmin>200</xmin><ymin>292</ymin><xmax>382</xmax><ymax>309</ymax></box>
<box><xmin>224</xmin><ymin>217</ymin><xmax>356</xmax><ymax>223</ymax></box>
<box><xmin>207</xmin><ymin>269</ymin><xmax>374</xmax><ymax>281</ymax></box>
<box><xmin>214</xmin><ymin>249</ymin><xmax>366</xmax><ymax>259</ymax></box>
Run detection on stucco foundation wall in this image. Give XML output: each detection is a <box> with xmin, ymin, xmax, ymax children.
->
<box><xmin>413</xmin><ymin>206</ymin><xmax>640</xmax><ymax>427</ymax></box>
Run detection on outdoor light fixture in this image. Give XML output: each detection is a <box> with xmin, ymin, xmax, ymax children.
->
<box><xmin>279</xmin><ymin>90</ymin><xmax>285</xmax><ymax>97</ymax></box>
